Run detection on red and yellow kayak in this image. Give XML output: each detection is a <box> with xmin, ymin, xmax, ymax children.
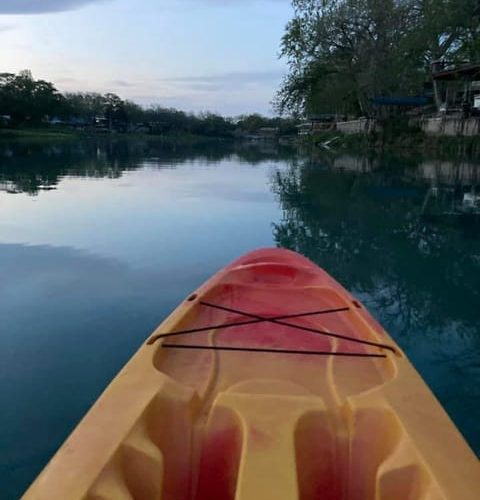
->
<box><xmin>24</xmin><ymin>248</ymin><xmax>479</xmax><ymax>499</ymax></box>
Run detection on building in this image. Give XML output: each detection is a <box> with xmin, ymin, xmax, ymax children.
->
<box><xmin>372</xmin><ymin>96</ymin><xmax>431</xmax><ymax>118</ymax></box>
<box><xmin>296</xmin><ymin>115</ymin><xmax>336</xmax><ymax>136</ymax></box>
<box><xmin>296</xmin><ymin>122</ymin><xmax>313</xmax><ymax>136</ymax></box>
<box><xmin>431</xmin><ymin>61</ymin><xmax>480</xmax><ymax>115</ymax></box>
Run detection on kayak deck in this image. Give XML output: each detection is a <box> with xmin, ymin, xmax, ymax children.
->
<box><xmin>24</xmin><ymin>249</ymin><xmax>479</xmax><ymax>500</ymax></box>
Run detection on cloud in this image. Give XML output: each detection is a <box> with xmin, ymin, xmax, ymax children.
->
<box><xmin>0</xmin><ymin>0</ymin><xmax>111</xmax><ymax>14</ymax></box>
<box><xmin>178</xmin><ymin>0</ymin><xmax>288</xmax><ymax>3</ymax></box>
<box><xmin>0</xmin><ymin>23</ymin><xmax>16</xmax><ymax>32</ymax></box>
<box><xmin>53</xmin><ymin>69</ymin><xmax>285</xmax><ymax>115</ymax></box>
<box><xmin>110</xmin><ymin>79</ymin><xmax>136</xmax><ymax>88</ymax></box>
<box><xmin>0</xmin><ymin>0</ymin><xmax>286</xmax><ymax>14</ymax></box>
<box><xmin>55</xmin><ymin>77</ymin><xmax>80</xmax><ymax>84</ymax></box>
<box><xmin>159</xmin><ymin>69</ymin><xmax>284</xmax><ymax>92</ymax></box>
<box><xmin>125</xmin><ymin>69</ymin><xmax>284</xmax><ymax>113</ymax></box>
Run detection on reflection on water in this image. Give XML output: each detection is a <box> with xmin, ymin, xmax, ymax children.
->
<box><xmin>271</xmin><ymin>151</ymin><xmax>480</xmax><ymax>454</ymax></box>
<box><xmin>0</xmin><ymin>137</ymin><xmax>297</xmax><ymax>195</ymax></box>
<box><xmin>0</xmin><ymin>137</ymin><xmax>479</xmax><ymax>498</ymax></box>
<box><xmin>0</xmin><ymin>243</ymin><xmax>200</xmax><ymax>498</ymax></box>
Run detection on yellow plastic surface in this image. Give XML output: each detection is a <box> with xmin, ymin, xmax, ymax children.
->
<box><xmin>23</xmin><ymin>248</ymin><xmax>480</xmax><ymax>500</ymax></box>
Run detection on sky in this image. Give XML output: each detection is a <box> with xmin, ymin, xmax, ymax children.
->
<box><xmin>0</xmin><ymin>0</ymin><xmax>292</xmax><ymax>115</ymax></box>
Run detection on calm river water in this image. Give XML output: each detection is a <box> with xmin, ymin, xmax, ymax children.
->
<box><xmin>1</xmin><ymin>137</ymin><xmax>479</xmax><ymax>498</ymax></box>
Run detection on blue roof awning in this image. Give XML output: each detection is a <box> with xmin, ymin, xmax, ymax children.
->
<box><xmin>372</xmin><ymin>96</ymin><xmax>430</xmax><ymax>106</ymax></box>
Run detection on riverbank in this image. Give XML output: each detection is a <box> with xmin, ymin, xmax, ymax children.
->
<box><xmin>0</xmin><ymin>127</ymin><xmax>234</xmax><ymax>146</ymax></box>
<box><xmin>307</xmin><ymin>128</ymin><xmax>480</xmax><ymax>158</ymax></box>
<box><xmin>0</xmin><ymin>128</ymin><xmax>76</xmax><ymax>141</ymax></box>
<box><xmin>4</xmin><ymin>125</ymin><xmax>480</xmax><ymax>159</ymax></box>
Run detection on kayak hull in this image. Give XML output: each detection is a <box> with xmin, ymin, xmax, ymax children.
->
<box><xmin>24</xmin><ymin>248</ymin><xmax>479</xmax><ymax>500</ymax></box>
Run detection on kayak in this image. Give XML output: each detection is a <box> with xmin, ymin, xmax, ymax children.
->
<box><xmin>24</xmin><ymin>248</ymin><xmax>479</xmax><ymax>500</ymax></box>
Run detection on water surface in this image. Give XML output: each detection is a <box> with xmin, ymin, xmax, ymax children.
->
<box><xmin>1</xmin><ymin>137</ymin><xmax>479</xmax><ymax>499</ymax></box>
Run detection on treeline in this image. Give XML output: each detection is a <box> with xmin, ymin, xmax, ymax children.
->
<box><xmin>276</xmin><ymin>0</ymin><xmax>480</xmax><ymax>116</ymax></box>
<box><xmin>0</xmin><ymin>70</ymin><xmax>297</xmax><ymax>137</ymax></box>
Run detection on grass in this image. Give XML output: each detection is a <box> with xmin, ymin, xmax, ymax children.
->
<box><xmin>0</xmin><ymin>127</ymin><xmax>234</xmax><ymax>146</ymax></box>
<box><xmin>0</xmin><ymin>127</ymin><xmax>77</xmax><ymax>141</ymax></box>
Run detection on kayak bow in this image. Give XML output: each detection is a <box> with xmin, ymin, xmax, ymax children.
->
<box><xmin>24</xmin><ymin>248</ymin><xmax>479</xmax><ymax>500</ymax></box>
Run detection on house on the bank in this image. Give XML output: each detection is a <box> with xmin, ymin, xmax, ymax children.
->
<box><xmin>419</xmin><ymin>62</ymin><xmax>480</xmax><ymax>136</ymax></box>
<box><xmin>431</xmin><ymin>61</ymin><xmax>480</xmax><ymax>115</ymax></box>
<box><xmin>296</xmin><ymin>114</ymin><xmax>336</xmax><ymax>135</ymax></box>
<box><xmin>371</xmin><ymin>96</ymin><xmax>432</xmax><ymax>118</ymax></box>
<box><xmin>48</xmin><ymin>117</ymin><xmax>90</xmax><ymax>129</ymax></box>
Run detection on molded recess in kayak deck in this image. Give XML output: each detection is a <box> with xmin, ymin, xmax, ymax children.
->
<box><xmin>194</xmin><ymin>405</ymin><xmax>242</xmax><ymax>500</ymax></box>
<box><xmin>295</xmin><ymin>411</ymin><xmax>339</xmax><ymax>500</ymax></box>
<box><xmin>86</xmin><ymin>273</ymin><xmax>405</xmax><ymax>500</ymax></box>
<box><xmin>221</xmin><ymin>262</ymin><xmax>318</xmax><ymax>285</ymax></box>
<box><xmin>84</xmin><ymin>382</ymin><xmax>198</xmax><ymax>500</ymax></box>
<box><xmin>349</xmin><ymin>404</ymin><xmax>444</xmax><ymax>499</ymax></box>
<box><xmin>80</xmin><ymin>385</ymin><xmax>442</xmax><ymax>500</ymax></box>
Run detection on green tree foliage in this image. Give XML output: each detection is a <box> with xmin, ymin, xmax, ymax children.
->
<box><xmin>104</xmin><ymin>93</ymin><xmax>127</xmax><ymax>126</ymax></box>
<box><xmin>236</xmin><ymin>113</ymin><xmax>298</xmax><ymax>134</ymax></box>
<box><xmin>0</xmin><ymin>70</ymin><xmax>296</xmax><ymax>137</ymax></box>
<box><xmin>63</xmin><ymin>92</ymin><xmax>109</xmax><ymax>122</ymax></box>
<box><xmin>123</xmin><ymin>100</ymin><xmax>145</xmax><ymax>124</ymax></box>
<box><xmin>275</xmin><ymin>0</ymin><xmax>480</xmax><ymax>116</ymax></box>
<box><xmin>0</xmin><ymin>70</ymin><xmax>65</xmax><ymax>124</ymax></box>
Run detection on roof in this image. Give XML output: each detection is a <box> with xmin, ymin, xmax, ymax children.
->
<box><xmin>308</xmin><ymin>114</ymin><xmax>336</xmax><ymax>121</ymax></box>
<box><xmin>296</xmin><ymin>123</ymin><xmax>312</xmax><ymax>128</ymax></box>
<box><xmin>432</xmin><ymin>62</ymin><xmax>480</xmax><ymax>81</ymax></box>
<box><xmin>372</xmin><ymin>96</ymin><xmax>430</xmax><ymax>106</ymax></box>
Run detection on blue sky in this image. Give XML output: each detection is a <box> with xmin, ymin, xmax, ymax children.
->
<box><xmin>0</xmin><ymin>0</ymin><xmax>292</xmax><ymax>115</ymax></box>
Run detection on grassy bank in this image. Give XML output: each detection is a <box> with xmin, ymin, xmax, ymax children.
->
<box><xmin>0</xmin><ymin>127</ymin><xmax>234</xmax><ymax>146</ymax></box>
<box><xmin>308</xmin><ymin>128</ymin><xmax>480</xmax><ymax>158</ymax></box>
<box><xmin>5</xmin><ymin>125</ymin><xmax>479</xmax><ymax>158</ymax></box>
<box><xmin>0</xmin><ymin>128</ymin><xmax>77</xmax><ymax>141</ymax></box>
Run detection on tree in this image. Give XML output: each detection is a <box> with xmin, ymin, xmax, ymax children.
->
<box><xmin>63</xmin><ymin>92</ymin><xmax>107</xmax><ymax>123</ymax></box>
<box><xmin>0</xmin><ymin>70</ymin><xmax>64</xmax><ymax>124</ymax></box>
<box><xmin>275</xmin><ymin>0</ymin><xmax>480</xmax><ymax>116</ymax></box>
<box><xmin>123</xmin><ymin>100</ymin><xmax>145</xmax><ymax>124</ymax></box>
<box><xmin>104</xmin><ymin>93</ymin><xmax>126</xmax><ymax>128</ymax></box>
<box><xmin>236</xmin><ymin>113</ymin><xmax>270</xmax><ymax>132</ymax></box>
<box><xmin>1</xmin><ymin>69</ymin><xmax>296</xmax><ymax>138</ymax></box>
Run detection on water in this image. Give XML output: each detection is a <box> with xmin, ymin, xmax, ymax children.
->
<box><xmin>1</xmin><ymin>137</ymin><xmax>479</xmax><ymax>498</ymax></box>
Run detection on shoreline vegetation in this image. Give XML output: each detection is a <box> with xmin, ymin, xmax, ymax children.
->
<box><xmin>2</xmin><ymin>63</ymin><xmax>480</xmax><ymax>156</ymax></box>
<box><xmin>0</xmin><ymin>70</ymin><xmax>298</xmax><ymax>143</ymax></box>
<box><xmin>0</xmin><ymin>127</ymin><xmax>235</xmax><ymax>145</ymax></box>
<box><xmin>271</xmin><ymin>0</ymin><xmax>480</xmax><ymax>158</ymax></box>
<box><xmin>3</xmin><ymin>123</ymin><xmax>480</xmax><ymax>159</ymax></box>
<box><xmin>304</xmin><ymin>128</ymin><xmax>480</xmax><ymax>157</ymax></box>
<box><xmin>274</xmin><ymin>0</ymin><xmax>479</xmax><ymax>117</ymax></box>
<box><xmin>1</xmin><ymin>2</ymin><xmax>479</xmax><ymax>156</ymax></box>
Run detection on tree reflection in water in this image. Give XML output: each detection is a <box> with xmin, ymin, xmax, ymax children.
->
<box><xmin>271</xmin><ymin>154</ymin><xmax>480</xmax><ymax>453</ymax></box>
<box><xmin>0</xmin><ymin>137</ymin><xmax>298</xmax><ymax>195</ymax></box>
